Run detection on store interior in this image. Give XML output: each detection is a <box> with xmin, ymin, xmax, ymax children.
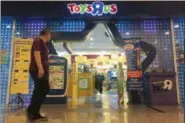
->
<box><xmin>53</xmin><ymin>23</ymin><xmax>128</xmax><ymax>105</ymax></box>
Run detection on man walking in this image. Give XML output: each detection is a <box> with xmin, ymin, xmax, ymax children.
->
<box><xmin>27</xmin><ymin>29</ymin><xmax>51</xmax><ymax>121</ymax></box>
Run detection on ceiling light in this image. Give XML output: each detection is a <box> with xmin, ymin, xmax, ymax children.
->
<box><xmin>165</xmin><ymin>32</ymin><xmax>170</xmax><ymax>35</ymax></box>
<box><xmin>78</xmin><ymin>52</ymin><xmax>83</xmax><ymax>56</ymax></box>
<box><xmin>101</xmin><ymin>51</ymin><xmax>106</xmax><ymax>54</ymax></box>
<box><xmin>58</xmin><ymin>52</ymin><xmax>65</xmax><ymax>56</ymax></box>
<box><xmin>16</xmin><ymin>32</ymin><xmax>20</xmax><ymax>35</ymax></box>
<box><xmin>6</xmin><ymin>25</ymin><xmax>11</xmax><ymax>28</ymax></box>
<box><xmin>121</xmin><ymin>52</ymin><xmax>125</xmax><ymax>56</ymax></box>
<box><xmin>125</xmin><ymin>32</ymin><xmax>130</xmax><ymax>35</ymax></box>
<box><xmin>174</xmin><ymin>24</ymin><xmax>179</xmax><ymax>28</ymax></box>
<box><xmin>90</xmin><ymin>37</ymin><xmax>94</xmax><ymax>41</ymax></box>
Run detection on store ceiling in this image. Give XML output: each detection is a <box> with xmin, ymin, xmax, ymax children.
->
<box><xmin>54</xmin><ymin>24</ymin><xmax>124</xmax><ymax>53</ymax></box>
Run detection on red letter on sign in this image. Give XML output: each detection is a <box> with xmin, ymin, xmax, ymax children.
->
<box><xmin>68</xmin><ymin>3</ymin><xmax>76</xmax><ymax>13</ymax></box>
<box><xmin>110</xmin><ymin>4</ymin><xmax>117</xmax><ymax>14</ymax></box>
<box><xmin>86</xmin><ymin>4</ymin><xmax>92</xmax><ymax>13</ymax></box>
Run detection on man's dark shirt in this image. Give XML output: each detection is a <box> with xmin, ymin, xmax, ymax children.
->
<box><xmin>29</xmin><ymin>38</ymin><xmax>49</xmax><ymax>73</ymax></box>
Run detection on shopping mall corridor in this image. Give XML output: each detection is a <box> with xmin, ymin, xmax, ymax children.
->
<box><xmin>0</xmin><ymin>93</ymin><xmax>184</xmax><ymax>123</ymax></box>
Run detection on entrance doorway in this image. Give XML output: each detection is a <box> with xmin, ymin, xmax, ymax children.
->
<box><xmin>54</xmin><ymin>23</ymin><xmax>128</xmax><ymax>106</ymax></box>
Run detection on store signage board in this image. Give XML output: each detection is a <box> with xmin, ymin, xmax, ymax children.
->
<box><xmin>124</xmin><ymin>39</ymin><xmax>143</xmax><ymax>91</ymax></box>
<box><xmin>67</xmin><ymin>1</ymin><xmax>118</xmax><ymax>16</ymax></box>
<box><xmin>10</xmin><ymin>38</ymin><xmax>33</xmax><ymax>94</ymax></box>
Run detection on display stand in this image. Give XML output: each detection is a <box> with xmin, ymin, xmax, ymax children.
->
<box><xmin>44</xmin><ymin>55</ymin><xmax>68</xmax><ymax>104</ymax></box>
<box><xmin>7</xmin><ymin>38</ymin><xmax>32</xmax><ymax>111</ymax></box>
<box><xmin>124</xmin><ymin>38</ymin><xmax>143</xmax><ymax>104</ymax></box>
<box><xmin>9</xmin><ymin>93</ymin><xmax>24</xmax><ymax>109</ymax></box>
<box><xmin>144</xmin><ymin>72</ymin><xmax>177</xmax><ymax>105</ymax></box>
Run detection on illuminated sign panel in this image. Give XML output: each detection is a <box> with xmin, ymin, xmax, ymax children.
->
<box><xmin>67</xmin><ymin>1</ymin><xmax>117</xmax><ymax>16</ymax></box>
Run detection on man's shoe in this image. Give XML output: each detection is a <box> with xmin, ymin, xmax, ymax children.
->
<box><xmin>33</xmin><ymin>114</ymin><xmax>48</xmax><ymax>121</ymax></box>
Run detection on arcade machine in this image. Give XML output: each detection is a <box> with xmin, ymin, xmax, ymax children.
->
<box><xmin>44</xmin><ymin>42</ymin><xmax>68</xmax><ymax>104</ymax></box>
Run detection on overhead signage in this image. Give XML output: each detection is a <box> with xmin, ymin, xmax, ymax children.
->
<box><xmin>67</xmin><ymin>1</ymin><xmax>117</xmax><ymax>16</ymax></box>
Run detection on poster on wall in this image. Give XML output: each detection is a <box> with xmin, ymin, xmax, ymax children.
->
<box><xmin>124</xmin><ymin>38</ymin><xmax>143</xmax><ymax>91</ymax></box>
<box><xmin>10</xmin><ymin>38</ymin><xmax>33</xmax><ymax>94</ymax></box>
<box><xmin>47</xmin><ymin>56</ymin><xmax>68</xmax><ymax>96</ymax></box>
<box><xmin>0</xmin><ymin>50</ymin><xmax>7</xmax><ymax>64</ymax></box>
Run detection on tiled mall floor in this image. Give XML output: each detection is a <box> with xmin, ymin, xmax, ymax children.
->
<box><xmin>1</xmin><ymin>94</ymin><xmax>184</xmax><ymax>123</ymax></box>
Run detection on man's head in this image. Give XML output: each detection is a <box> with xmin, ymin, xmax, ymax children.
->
<box><xmin>39</xmin><ymin>29</ymin><xmax>51</xmax><ymax>42</ymax></box>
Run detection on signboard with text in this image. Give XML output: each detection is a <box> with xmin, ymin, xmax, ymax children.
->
<box><xmin>47</xmin><ymin>56</ymin><xmax>68</xmax><ymax>96</ymax></box>
<box><xmin>10</xmin><ymin>38</ymin><xmax>33</xmax><ymax>94</ymax></box>
<box><xmin>67</xmin><ymin>1</ymin><xmax>117</xmax><ymax>16</ymax></box>
<box><xmin>124</xmin><ymin>39</ymin><xmax>143</xmax><ymax>91</ymax></box>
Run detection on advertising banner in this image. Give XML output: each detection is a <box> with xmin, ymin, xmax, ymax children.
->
<box><xmin>47</xmin><ymin>56</ymin><xmax>68</xmax><ymax>97</ymax></box>
<box><xmin>10</xmin><ymin>38</ymin><xmax>33</xmax><ymax>94</ymax></box>
<box><xmin>124</xmin><ymin>38</ymin><xmax>143</xmax><ymax>91</ymax></box>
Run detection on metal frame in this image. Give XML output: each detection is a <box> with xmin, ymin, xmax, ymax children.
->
<box><xmin>170</xmin><ymin>18</ymin><xmax>180</xmax><ymax>104</ymax></box>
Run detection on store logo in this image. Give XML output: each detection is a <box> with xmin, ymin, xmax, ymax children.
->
<box><xmin>67</xmin><ymin>2</ymin><xmax>117</xmax><ymax>16</ymax></box>
<box><xmin>163</xmin><ymin>80</ymin><xmax>173</xmax><ymax>90</ymax></box>
<box><xmin>152</xmin><ymin>79</ymin><xmax>173</xmax><ymax>93</ymax></box>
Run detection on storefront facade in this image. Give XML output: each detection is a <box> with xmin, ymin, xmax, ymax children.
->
<box><xmin>1</xmin><ymin>1</ymin><xmax>184</xmax><ymax>107</ymax></box>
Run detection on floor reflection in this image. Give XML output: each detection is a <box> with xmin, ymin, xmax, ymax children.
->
<box><xmin>1</xmin><ymin>93</ymin><xmax>184</xmax><ymax>123</ymax></box>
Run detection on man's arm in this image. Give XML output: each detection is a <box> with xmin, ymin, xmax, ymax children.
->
<box><xmin>33</xmin><ymin>40</ymin><xmax>44</xmax><ymax>78</ymax></box>
<box><xmin>34</xmin><ymin>51</ymin><xmax>43</xmax><ymax>69</ymax></box>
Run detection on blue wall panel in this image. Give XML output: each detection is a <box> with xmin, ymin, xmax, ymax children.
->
<box><xmin>0</xmin><ymin>17</ymin><xmax>14</xmax><ymax>122</ymax></box>
<box><xmin>116</xmin><ymin>20</ymin><xmax>174</xmax><ymax>72</ymax></box>
<box><xmin>1</xmin><ymin>17</ymin><xmax>13</xmax><ymax>105</ymax></box>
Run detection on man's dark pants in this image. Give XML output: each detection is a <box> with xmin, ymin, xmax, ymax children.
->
<box><xmin>28</xmin><ymin>71</ymin><xmax>49</xmax><ymax>116</ymax></box>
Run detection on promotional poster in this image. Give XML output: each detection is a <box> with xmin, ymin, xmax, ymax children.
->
<box><xmin>10</xmin><ymin>38</ymin><xmax>33</xmax><ymax>94</ymax></box>
<box><xmin>124</xmin><ymin>39</ymin><xmax>143</xmax><ymax>91</ymax></box>
<box><xmin>48</xmin><ymin>56</ymin><xmax>68</xmax><ymax>96</ymax></box>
